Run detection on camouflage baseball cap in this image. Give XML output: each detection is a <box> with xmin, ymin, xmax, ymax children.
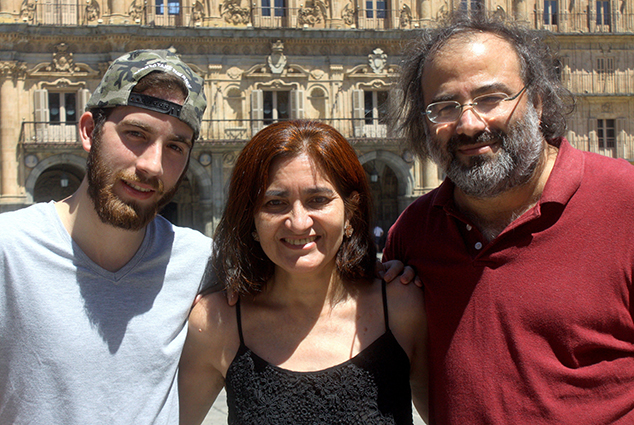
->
<box><xmin>86</xmin><ymin>49</ymin><xmax>207</xmax><ymax>138</ymax></box>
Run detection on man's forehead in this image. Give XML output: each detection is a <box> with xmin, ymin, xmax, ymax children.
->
<box><xmin>421</xmin><ymin>31</ymin><xmax>522</xmax><ymax>93</ymax></box>
<box><xmin>434</xmin><ymin>31</ymin><xmax>517</xmax><ymax>63</ymax></box>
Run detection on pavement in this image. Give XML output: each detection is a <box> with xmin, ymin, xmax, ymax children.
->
<box><xmin>201</xmin><ymin>388</ymin><xmax>427</xmax><ymax>424</ymax></box>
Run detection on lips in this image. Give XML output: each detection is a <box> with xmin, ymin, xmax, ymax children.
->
<box><xmin>282</xmin><ymin>236</ymin><xmax>318</xmax><ymax>245</ymax></box>
<box><xmin>120</xmin><ymin>178</ymin><xmax>161</xmax><ymax>200</ymax></box>
<box><xmin>457</xmin><ymin>142</ymin><xmax>499</xmax><ymax>156</ymax></box>
<box><xmin>124</xmin><ymin>180</ymin><xmax>155</xmax><ymax>193</ymax></box>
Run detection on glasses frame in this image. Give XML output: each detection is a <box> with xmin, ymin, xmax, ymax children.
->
<box><xmin>424</xmin><ymin>85</ymin><xmax>527</xmax><ymax>124</ymax></box>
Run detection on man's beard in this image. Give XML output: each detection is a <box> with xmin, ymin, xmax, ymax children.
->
<box><xmin>426</xmin><ymin>104</ymin><xmax>544</xmax><ymax>198</ymax></box>
<box><xmin>86</xmin><ymin>132</ymin><xmax>180</xmax><ymax>231</ymax></box>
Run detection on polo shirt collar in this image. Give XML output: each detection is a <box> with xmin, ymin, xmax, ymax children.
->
<box><xmin>539</xmin><ymin>138</ymin><xmax>583</xmax><ymax>206</ymax></box>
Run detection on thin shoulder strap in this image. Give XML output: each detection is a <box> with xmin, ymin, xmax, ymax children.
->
<box><xmin>235</xmin><ymin>298</ymin><xmax>245</xmax><ymax>345</ymax></box>
<box><xmin>381</xmin><ymin>279</ymin><xmax>390</xmax><ymax>332</ymax></box>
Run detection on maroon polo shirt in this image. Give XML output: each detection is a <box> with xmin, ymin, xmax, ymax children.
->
<box><xmin>384</xmin><ymin>139</ymin><xmax>634</xmax><ymax>424</ymax></box>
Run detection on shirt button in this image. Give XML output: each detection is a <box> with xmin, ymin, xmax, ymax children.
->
<box><xmin>466</xmin><ymin>224</ymin><xmax>472</xmax><ymax>231</ymax></box>
<box><xmin>475</xmin><ymin>242</ymin><xmax>483</xmax><ymax>250</ymax></box>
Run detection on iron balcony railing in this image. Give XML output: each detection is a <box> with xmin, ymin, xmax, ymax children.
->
<box><xmin>534</xmin><ymin>10</ymin><xmax>633</xmax><ymax>33</ymax></box>
<box><xmin>19</xmin><ymin>118</ymin><xmax>400</xmax><ymax>146</ymax></box>
<box><xmin>23</xmin><ymin>2</ymin><xmax>634</xmax><ymax>32</ymax></box>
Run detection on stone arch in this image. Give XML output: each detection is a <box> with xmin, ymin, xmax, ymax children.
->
<box><xmin>358</xmin><ymin>149</ymin><xmax>413</xmax><ymax>232</ymax></box>
<box><xmin>25</xmin><ymin>154</ymin><xmax>86</xmax><ymax>203</ymax></box>
<box><xmin>358</xmin><ymin>149</ymin><xmax>412</xmax><ymax>196</ymax></box>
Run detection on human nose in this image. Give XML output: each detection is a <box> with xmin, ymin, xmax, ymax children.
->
<box><xmin>136</xmin><ymin>142</ymin><xmax>164</xmax><ymax>177</ymax></box>
<box><xmin>286</xmin><ymin>201</ymin><xmax>313</xmax><ymax>232</ymax></box>
<box><xmin>455</xmin><ymin>104</ymin><xmax>488</xmax><ymax>137</ymax></box>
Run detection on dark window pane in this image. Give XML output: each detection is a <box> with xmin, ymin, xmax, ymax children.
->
<box><xmin>168</xmin><ymin>0</ymin><xmax>179</xmax><ymax>14</ymax></box>
<box><xmin>277</xmin><ymin>91</ymin><xmax>289</xmax><ymax>120</ymax></box>
<box><xmin>262</xmin><ymin>0</ymin><xmax>271</xmax><ymax>17</ymax></box>
<box><xmin>263</xmin><ymin>91</ymin><xmax>273</xmax><ymax>124</ymax></box>
<box><xmin>274</xmin><ymin>0</ymin><xmax>285</xmax><ymax>16</ymax></box>
<box><xmin>377</xmin><ymin>91</ymin><xmax>388</xmax><ymax>123</ymax></box>
<box><xmin>49</xmin><ymin>93</ymin><xmax>60</xmax><ymax>123</ymax></box>
<box><xmin>65</xmin><ymin>93</ymin><xmax>76</xmax><ymax>122</ymax></box>
<box><xmin>364</xmin><ymin>91</ymin><xmax>373</xmax><ymax>124</ymax></box>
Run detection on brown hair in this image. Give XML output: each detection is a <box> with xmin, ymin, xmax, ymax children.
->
<box><xmin>391</xmin><ymin>12</ymin><xmax>574</xmax><ymax>160</ymax></box>
<box><xmin>207</xmin><ymin>120</ymin><xmax>376</xmax><ymax>295</ymax></box>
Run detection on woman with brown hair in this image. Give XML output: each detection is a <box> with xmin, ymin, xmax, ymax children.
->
<box><xmin>179</xmin><ymin>120</ymin><xmax>428</xmax><ymax>424</ymax></box>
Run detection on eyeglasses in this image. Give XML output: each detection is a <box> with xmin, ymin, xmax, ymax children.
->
<box><xmin>423</xmin><ymin>86</ymin><xmax>527</xmax><ymax>124</ymax></box>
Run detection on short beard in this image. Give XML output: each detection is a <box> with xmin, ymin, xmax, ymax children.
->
<box><xmin>86</xmin><ymin>131</ymin><xmax>179</xmax><ymax>231</ymax></box>
<box><xmin>426</xmin><ymin>104</ymin><xmax>545</xmax><ymax>198</ymax></box>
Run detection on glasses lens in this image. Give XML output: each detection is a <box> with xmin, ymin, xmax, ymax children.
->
<box><xmin>473</xmin><ymin>93</ymin><xmax>508</xmax><ymax>115</ymax></box>
<box><xmin>427</xmin><ymin>101</ymin><xmax>460</xmax><ymax>123</ymax></box>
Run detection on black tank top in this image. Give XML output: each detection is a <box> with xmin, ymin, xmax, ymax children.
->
<box><xmin>225</xmin><ymin>281</ymin><xmax>413</xmax><ymax>424</ymax></box>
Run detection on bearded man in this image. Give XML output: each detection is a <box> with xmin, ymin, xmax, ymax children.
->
<box><xmin>0</xmin><ymin>50</ymin><xmax>212</xmax><ymax>425</ymax></box>
<box><xmin>384</xmin><ymin>13</ymin><xmax>634</xmax><ymax>425</ymax></box>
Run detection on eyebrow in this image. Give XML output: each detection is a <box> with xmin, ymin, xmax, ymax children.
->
<box><xmin>264</xmin><ymin>186</ymin><xmax>336</xmax><ymax>197</ymax></box>
<box><xmin>430</xmin><ymin>82</ymin><xmax>516</xmax><ymax>103</ymax></box>
<box><xmin>119</xmin><ymin>118</ymin><xmax>193</xmax><ymax>148</ymax></box>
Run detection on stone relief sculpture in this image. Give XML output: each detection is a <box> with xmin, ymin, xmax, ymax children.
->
<box><xmin>85</xmin><ymin>0</ymin><xmax>101</xmax><ymax>23</ymax></box>
<box><xmin>129</xmin><ymin>0</ymin><xmax>145</xmax><ymax>23</ymax></box>
<box><xmin>298</xmin><ymin>0</ymin><xmax>328</xmax><ymax>27</ymax></box>
<box><xmin>267</xmin><ymin>40</ymin><xmax>287</xmax><ymax>74</ymax></box>
<box><xmin>220</xmin><ymin>0</ymin><xmax>251</xmax><ymax>25</ymax></box>
<box><xmin>399</xmin><ymin>4</ymin><xmax>412</xmax><ymax>28</ymax></box>
<box><xmin>342</xmin><ymin>1</ymin><xmax>357</xmax><ymax>26</ymax></box>
<box><xmin>20</xmin><ymin>0</ymin><xmax>36</xmax><ymax>24</ymax></box>
<box><xmin>192</xmin><ymin>1</ymin><xmax>206</xmax><ymax>24</ymax></box>
<box><xmin>368</xmin><ymin>48</ymin><xmax>388</xmax><ymax>74</ymax></box>
<box><xmin>47</xmin><ymin>43</ymin><xmax>81</xmax><ymax>74</ymax></box>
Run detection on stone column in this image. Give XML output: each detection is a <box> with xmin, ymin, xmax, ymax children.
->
<box><xmin>421</xmin><ymin>157</ymin><xmax>439</xmax><ymax>193</ymax></box>
<box><xmin>0</xmin><ymin>62</ymin><xmax>25</xmax><ymax>207</ymax></box>
<box><xmin>209</xmin><ymin>151</ymin><xmax>226</xmax><ymax>235</ymax></box>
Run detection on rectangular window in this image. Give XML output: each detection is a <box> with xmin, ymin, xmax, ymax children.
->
<box><xmin>362</xmin><ymin>91</ymin><xmax>388</xmax><ymax>138</ymax></box>
<box><xmin>366</xmin><ymin>0</ymin><xmax>386</xmax><ymax>18</ymax></box>
<box><xmin>48</xmin><ymin>92</ymin><xmax>77</xmax><ymax>125</ymax></box>
<box><xmin>364</xmin><ymin>91</ymin><xmax>388</xmax><ymax>125</ymax></box>
<box><xmin>597</xmin><ymin>119</ymin><xmax>616</xmax><ymax>149</ymax></box>
<box><xmin>460</xmin><ymin>0</ymin><xmax>484</xmax><ymax>14</ymax></box>
<box><xmin>262</xmin><ymin>0</ymin><xmax>285</xmax><ymax>17</ymax></box>
<box><xmin>596</xmin><ymin>0</ymin><xmax>610</xmax><ymax>25</ymax></box>
<box><xmin>544</xmin><ymin>0</ymin><xmax>558</xmax><ymax>25</ymax></box>
<box><xmin>263</xmin><ymin>91</ymin><xmax>289</xmax><ymax>125</ymax></box>
<box><xmin>156</xmin><ymin>0</ymin><xmax>180</xmax><ymax>15</ymax></box>
<box><xmin>597</xmin><ymin>57</ymin><xmax>615</xmax><ymax>80</ymax></box>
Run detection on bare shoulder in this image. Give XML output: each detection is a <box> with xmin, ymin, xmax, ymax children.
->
<box><xmin>185</xmin><ymin>291</ymin><xmax>241</xmax><ymax>376</ymax></box>
<box><xmin>188</xmin><ymin>291</ymin><xmax>238</xmax><ymax>343</ymax></box>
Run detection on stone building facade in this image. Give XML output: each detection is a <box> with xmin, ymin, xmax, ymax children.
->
<box><xmin>0</xmin><ymin>0</ymin><xmax>632</xmax><ymax>236</ymax></box>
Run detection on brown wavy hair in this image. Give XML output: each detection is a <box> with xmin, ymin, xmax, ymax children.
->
<box><xmin>391</xmin><ymin>11</ymin><xmax>574</xmax><ymax>160</ymax></box>
<box><xmin>206</xmin><ymin>120</ymin><xmax>377</xmax><ymax>295</ymax></box>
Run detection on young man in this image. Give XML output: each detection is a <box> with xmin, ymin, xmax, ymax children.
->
<box><xmin>0</xmin><ymin>50</ymin><xmax>211</xmax><ymax>424</ymax></box>
<box><xmin>385</xmin><ymin>14</ymin><xmax>634</xmax><ymax>424</ymax></box>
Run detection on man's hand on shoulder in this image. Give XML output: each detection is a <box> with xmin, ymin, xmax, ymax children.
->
<box><xmin>377</xmin><ymin>260</ymin><xmax>422</xmax><ymax>287</ymax></box>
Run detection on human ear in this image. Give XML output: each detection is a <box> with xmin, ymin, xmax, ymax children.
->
<box><xmin>78</xmin><ymin>111</ymin><xmax>95</xmax><ymax>153</ymax></box>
